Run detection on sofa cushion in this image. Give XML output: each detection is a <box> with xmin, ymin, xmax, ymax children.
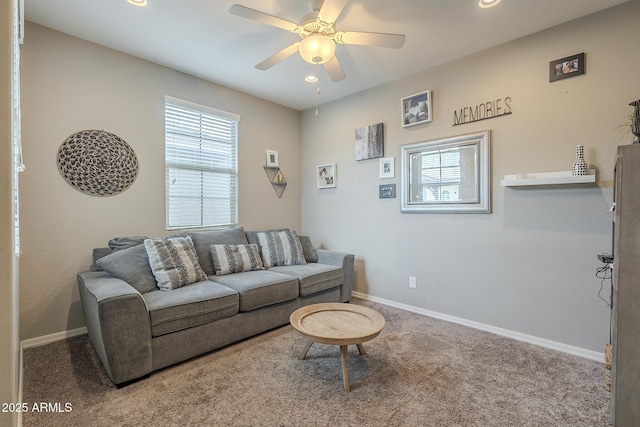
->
<box><xmin>210</xmin><ymin>244</ymin><xmax>264</xmax><ymax>276</ymax></box>
<box><xmin>185</xmin><ymin>226</ymin><xmax>249</xmax><ymax>275</ymax></box>
<box><xmin>143</xmin><ymin>281</ymin><xmax>239</xmax><ymax>337</ymax></box>
<box><xmin>211</xmin><ymin>270</ymin><xmax>298</xmax><ymax>312</ymax></box>
<box><xmin>144</xmin><ymin>236</ymin><xmax>208</xmax><ymax>290</ymax></box>
<box><xmin>297</xmin><ymin>235</ymin><xmax>318</xmax><ymax>263</ymax></box>
<box><xmin>96</xmin><ymin>244</ymin><xmax>158</xmax><ymax>294</ymax></box>
<box><xmin>256</xmin><ymin>229</ymin><xmax>306</xmax><ymax>268</ymax></box>
<box><xmin>269</xmin><ymin>263</ymin><xmax>343</xmax><ymax>296</ymax></box>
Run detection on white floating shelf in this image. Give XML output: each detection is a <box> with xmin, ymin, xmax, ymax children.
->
<box><xmin>500</xmin><ymin>169</ymin><xmax>596</xmax><ymax>187</ymax></box>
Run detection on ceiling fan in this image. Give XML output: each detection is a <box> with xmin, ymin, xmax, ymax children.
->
<box><xmin>229</xmin><ymin>0</ymin><xmax>406</xmax><ymax>82</ymax></box>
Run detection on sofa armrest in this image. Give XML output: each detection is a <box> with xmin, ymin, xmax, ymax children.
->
<box><xmin>316</xmin><ymin>250</ymin><xmax>354</xmax><ymax>303</ymax></box>
<box><xmin>77</xmin><ymin>271</ymin><xmax>152</xmax><ymax>385</ymax></box>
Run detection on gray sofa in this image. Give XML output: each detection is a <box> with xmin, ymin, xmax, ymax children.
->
<box><xmin>77</xmin><ymin>226</ymin><xmax>354</xmax><ymax>385</ymax></box>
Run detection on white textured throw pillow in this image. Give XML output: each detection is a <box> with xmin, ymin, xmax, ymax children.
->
<box><xmin>210</xmin><ymin>244</ymin><xmax>264</xmax><ymax>276</ymax></box>
<box><xmin>256</xmin><ymin>229</ymin><xmax>307</xmax><ymax>268</ymax></box>
<box><xmin>144</xmin><ymin>236</ymin><xmax>207</xmax><ymax>290</ymax></box>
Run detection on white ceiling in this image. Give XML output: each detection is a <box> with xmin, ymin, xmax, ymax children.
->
<box><xmin>24</xmin><ymin>0</ymin><xmax>628</xmax><ymax>111</ymax></box>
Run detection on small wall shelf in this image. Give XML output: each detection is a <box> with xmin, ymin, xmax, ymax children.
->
<box><xmin>500</xmin><ymin>168</ymin><xmax>596</xmax><ymax>187</ymax></box>
<box><xmin>264</xmin><ymin>166</ymin><xmax>287</xmax><ymax>198</ymax></box>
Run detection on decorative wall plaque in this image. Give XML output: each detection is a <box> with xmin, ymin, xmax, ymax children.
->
<box><xmin>57</xmin><ymin>129</ymin><xmax>139</xmax><ymax>196</ymax></box>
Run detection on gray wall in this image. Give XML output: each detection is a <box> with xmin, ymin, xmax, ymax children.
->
<box><xmin>19</xmin><ymin>23</ymin><xmax>302</xmax><ymax>340</ymax></box>
<box><xmin>1</xmin><ymin>1</ymin><xmax>19</xmax><ymax>424</ymax></box>
<box><xmin>301</xmin><ymin>2</ymin><xmax>640</xmax><ymax>353</ymax></box>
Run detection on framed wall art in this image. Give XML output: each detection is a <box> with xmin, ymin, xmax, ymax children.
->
<box><xmin>401</xmin><ymin>90</ymin><xmax>432</xmax><ymax>127</ymax></box>
<box><xmin>355</xmin><ymin>123</ymin><xmax>384</xmax><ymax>160</ymax></box>
<box><xmin>317</xmin><ymin>163</ymin><xmax>336</xmax><ymax>189</ymax></box>
<box><xmin>379</xmin><ymin>157</ymin><xmax>394</xmax><ymax>179</ymax></box>
<box><xmin>379</xmin><ymin>184</ymin><xmax>396</xmax><ymax>199</ymax></box>
<box><xmin>549</xmin><ymin>53</ymin><xmax>585</xmax><ymax>82</ymax></box>
<box><xmin>266</xmin><ymin>149</ymin><xmax>279</xmax><ymax>167</ymax></box>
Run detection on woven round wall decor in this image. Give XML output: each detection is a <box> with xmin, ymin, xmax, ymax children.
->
<box><xmin>57</xmin><ymin>129</ymin><xmax>139</xmax><ymax>196</ymax></box>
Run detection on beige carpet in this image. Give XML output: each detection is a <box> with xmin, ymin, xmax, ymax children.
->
<box><xmin>22</xmin><ymin>298</ymin><xmax>609</xmax><ymax>426</ymax></box>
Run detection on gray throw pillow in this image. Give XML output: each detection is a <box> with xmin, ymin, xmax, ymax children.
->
<box><xmin>185</xmin><ymin>226</ymin><xmax>249</xmax><ymax>275</ymax></box>
<box><xmin>298</xmin><ymin>235</ymin><xmax>318</xmax><ymax>263</ymax></box>
<box><xmin>108</xmin><ymin>236</ymin><xmax>148</xmax><ymax>252</ymax></box>
<box><xmin>210</xmin><ymin>244</ymin><xmax>264</xmax><ymax>275</ymax></box>
<box><xmin>96</xmin><ymin>244</ymin><xmax>158</xmax><ymax>294</ymax></box>
<box><xmin>256</xmin><ymin>229</ymin><xmax>307</xmax><ymax>268</ymax></box>
<box><xmin>144</xmin><ymin>236</ymin><xmax>208</xmax><ymax>290</ymax></box>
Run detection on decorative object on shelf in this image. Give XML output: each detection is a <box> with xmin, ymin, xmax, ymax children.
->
<box><xmin>630</xmin><ymin>99</ymin><xmax>640</xmax><ymax>144</ymax></box>
<box><xmin>400</xmin><ymin>130</ymin><xmax>491</xmax><ymax>213</ymax></box>
<box><xmin>572</xmin><ymin>145</ymin><xmax>588</xmax><ymax>176</ymax></box>
<box><xmin>266</xmin><ymin>149</ymin><xmax>279</xmax><ymax>167</ymax></box>
<box><xmin>379</xmin><ymin>157</ymin><xmax>394</xmax><ymax>179</ymax></box>
<box><xmin>401</xmin><ymin>90</ymin><xmax>431</xmax><ymax>127</ymax></box>
<box><xmin>379</xmin><ymin>184</ymin><xmax>396</xmax><ymax>199</ymax></box>
<box><xmin>355</xmin><ymin>123</ymin><xmax>384</xmax><ymax>160</ymax></box>
<box><xmin>56</xmin><ymin>129</ymin><xmax>138</xmax><ymax>196</ymax></box>
<box><xmin>263</xmin><ymin>166</ymin><xmax>287</xmax><ymax>198</ymax></box>
<box><xmin>317</xmin><ymin>163</ymin><xmax>336</xmax><ymax>189</ymax></box>
<box><xmin>549</xmin><ymin>52</ymin><xmax>585</xmax><ymax>82</ymax></box>
<box><xmin>501</xmin><ymin>169</ymin><xmax>596</xmax><ymax>187</ymax></box>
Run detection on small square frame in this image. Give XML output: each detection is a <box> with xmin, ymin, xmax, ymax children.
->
<box><xmin>317</xmin><ymin>164</ymin><xmax>336</xmax><ymax>189</ymax></box>
<box><xmin>379</xmin><ymin>184</ymin><xmax>396</xmax><ymax>199</ymax></box>
<box><xmin>401</xmin><ymin>90</ymin><xmax>432</xmax><ymax>127</ymax></box>
<box><xmin>266</xmin><ymin>149</ymin><xmax>279</xmax><ymax>167</ymax></box>
<box><xmin>379</xmin><ymin>157</ymin><xmax>394</xmax><ymax>179</ymax></box>
<box><xmin>549</xmin><ymin>53</ymin><xmax>585</xmax><ymax>82</ymax></box>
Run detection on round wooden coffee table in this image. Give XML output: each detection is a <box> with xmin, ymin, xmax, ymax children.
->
<box><xmin>290</xmin><ymin>303</ymin><xmax>385</xmax><ymax>392</ymax></box>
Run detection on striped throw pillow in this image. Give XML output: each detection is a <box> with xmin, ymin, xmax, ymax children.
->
<box><xmin>210</xmin><ymin>244</ymin><xmax>264</xmax><ymax>276</ymax></box>
<box><xmin>144</xmin><ymin>236</ymin><xmax>207</xmax><ymax>290</ymax></box>
<box><xmin>256</xmin><ymin>229</ymin><xmax>306</xmax><ymax>268</ymax></box>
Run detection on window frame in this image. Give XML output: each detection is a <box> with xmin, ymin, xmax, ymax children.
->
<box><xmin>164</xmin><ymin>96</ymin><xmax>240</xmax><ymax>230</ymax></box>
<box><xmin>400</xmin><ymin>131</ymin><xmax>491</xmax><ymax>214</ymax></box>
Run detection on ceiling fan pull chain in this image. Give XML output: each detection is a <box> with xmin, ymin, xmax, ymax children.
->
<box><xmin>315</xmin><ymin>63</ymin><xmax>321</xmax><ymax>117</ymax></box>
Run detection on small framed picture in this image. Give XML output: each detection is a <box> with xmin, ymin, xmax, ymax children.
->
<box><xmin>355</xmin><ymin>123</ymin><xmax>384</xmax><ymax>161</ymax></box>
<box><xmin>379</xmin><ymin>184</ymin><xmax>396</xmax><ymax>199</ymax></box>
<box><xmin>317</xmin><ymin>164</ymin><xmax>336</xmax><ymax>189</ymax></box>
<box><xmin>266</xmin><ymin>149</ymin><xmax>279</xmax><ymax>167</ymax></box>
<box><xmin>549</xmin><ymin>53</ymin><xmax>585</xmax><ymax>82</ymax></box>
<box><xmin>379</xmin><ymin>157</ymin><xmax>394</xmax><ymax>179</ymax></box>
<box><xmin>401</xmin><ymin>90</ymin><xmax>432</xmax><ymax>127</ymax></box>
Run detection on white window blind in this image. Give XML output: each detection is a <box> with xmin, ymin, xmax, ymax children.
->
<box><xmin>419</xmin><ymin>148</ymin><xmax>461</xmax><ymax>202</ymax></box>
<box><xmin>12</xmin><ymin>0</ymin><xmax>24</xmax><ymax>256</ymax></box>
<box><xmin>164</xmin><ymin>97</ymin><xmax>239</xmax><ymax>229</ymax></box>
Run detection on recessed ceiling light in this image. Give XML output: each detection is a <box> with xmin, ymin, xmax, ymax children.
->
<box><xmin>305</xmin><ymin>75</ymin><xmax>318</xmax><ymax>83</ymax></box>
<box><xmin>127</xmin><ymin>0</ymin><xmax>148</xmax><ymax>7</ymax></box>
<box><xmin>479</xmin><ymin>0</ymin><xmax>501</xmax><ymax>8</ymax></box>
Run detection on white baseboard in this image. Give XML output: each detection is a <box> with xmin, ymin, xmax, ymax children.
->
<box><xmin>352</xmin><ymin>291</ymin><xmax>604</xmax><ymax>363</ymax></box>
<box><xmin>21</xmin><ymin>326</ymin><xmax>87</xmax><ymax>349</ymax></box>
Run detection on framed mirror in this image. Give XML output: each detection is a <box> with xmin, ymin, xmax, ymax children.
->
<box><xmin>400</xmin><ymin>130</ymin><xmax>491</xmax><ymax>213</ymax></box>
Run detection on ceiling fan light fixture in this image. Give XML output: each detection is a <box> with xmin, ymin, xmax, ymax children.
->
<box><xmin>127</xmin><ymin>0</ymin><xmax>148</xmax><ymax>6</ymax></box>
<box><xmin>299</xmin><ymin>34</ymin><xmax>336</xmax><ymax>65</ymax></box>
<box><xmin>478</xmin><ymin>0</ymin><xmax>501</xmax><ymax>8</ymax></box>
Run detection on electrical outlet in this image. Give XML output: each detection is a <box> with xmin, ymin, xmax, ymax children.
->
<box><xmin>409</xmin><ymin>276</ymin><xmax>417</xmax><ymax>289</ymax></box>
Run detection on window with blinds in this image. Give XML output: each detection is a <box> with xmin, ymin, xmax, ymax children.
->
<box><xmin>12</xmin><ymin>0</ymin><xmax>24</xmax><ymax>256</ymax></box>
<box><xmin>416</xmin><ymin>147</ymin><xmax>462</xmax><ymax>202</ymax></box>
<box><xmin>164</xmin><ymin>97</ymin><xmax>239</xmax><ymax>229</ymax></box>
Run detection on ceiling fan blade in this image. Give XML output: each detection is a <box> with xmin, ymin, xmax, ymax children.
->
<box><xmin>324</xmin><ymin>55</ymin><xmax>346</xmax><ymax>82</ymax></box>
<box><xmin>335</xmin><ymin>31</ymin><xmax>406</xmax><ymax>49</ymax></box>
<box><xmin>255</xmin><ymin>43</ymin><xmax>300</xmax><ymax>70</ymax></box>
<box><xmin>317</xmin><ymin>0</ymin><xmax>350</xmax><ymax>24</ymax></box>
<box><xmin>229</xmin><ymin>4</ymin><xmax>300</xmax><ymax>32</ymax></box>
